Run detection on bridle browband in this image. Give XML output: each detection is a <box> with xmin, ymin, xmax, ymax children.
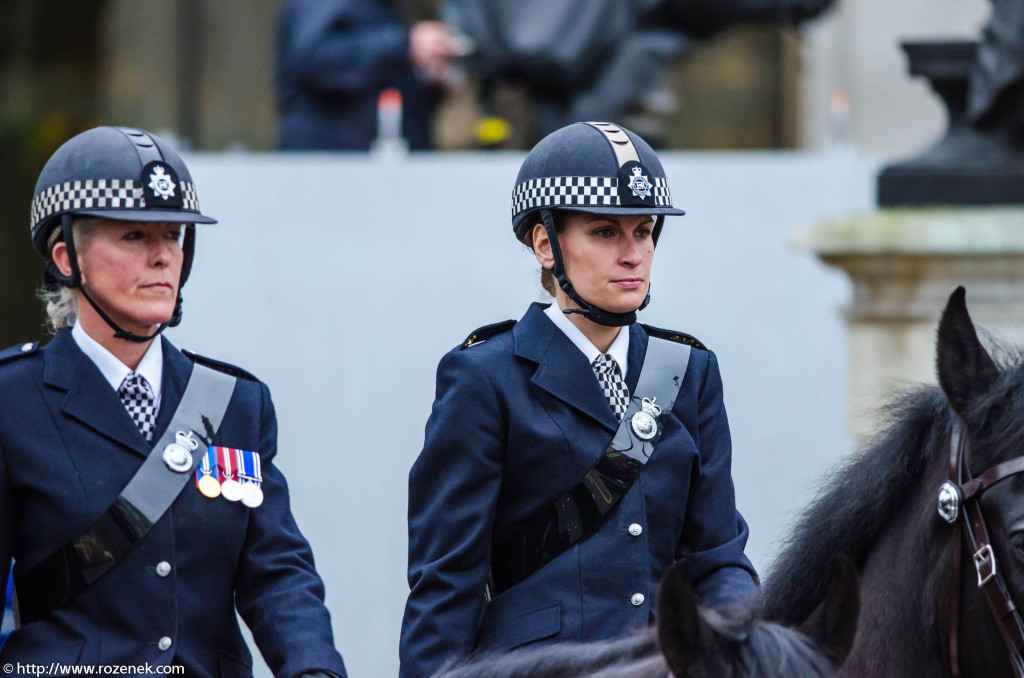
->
<box><xmin>941</xmin><ymin>418</ymin><xmax>1024</xmax><ymax>677</ymax></box>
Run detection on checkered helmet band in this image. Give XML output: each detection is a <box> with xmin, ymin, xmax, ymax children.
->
<box><xmin>512</xmin><ymin>175</ymin><xmax>673</xmax><ymax>219</ymax></box>
<box><xmin>30</xmin><ymin>178</ymin><xmax>202</xmax><ymax>232</ymax></box>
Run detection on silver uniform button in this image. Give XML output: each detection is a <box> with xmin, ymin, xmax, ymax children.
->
<box><xmin>158</xmin><ymin>636</ymin><xmax>172</xmax><ymax>651</ymax></box>
<box><xmin>20</xmin><ymin>343</ymin><xmax>33</xmax><ymax>353</ymax></box>
<box><xmin>631</xmin><ymin>593</ymin><xmax>645</xmax><ymax>606</ymax></box>
<box><xmin>628</xmin><ymin>523</ymin><xmax>642</xmax><ymax>536</ymax></box>
<box><xmin>155</xmin><ymin>561</ymin><xmax>171</xmax><ymax>577</ymax></box>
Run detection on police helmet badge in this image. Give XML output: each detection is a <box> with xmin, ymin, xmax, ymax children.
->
<box><xmin>141</xmin><ymin>160</ymin><xmax>184</xmax><ymax>208</ymax></box>
<box><xmin>148</xmin><ymin>165</ymin><xmax>176</xmax><ymax>200</ymax></box>
<box><xmin>616</xmin><ymin>160</ymin><xmax>655</xmax><ymax>207</ymax></box>
<box><xmin>628</xmin><ymin>166</ymin><xmax>652</xmax><ymax>199</ymax></box>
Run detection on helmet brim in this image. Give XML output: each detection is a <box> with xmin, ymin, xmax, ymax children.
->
<box><xmin>554</xmin><ymin>205</ymin><xmax>686</xmax><ymax>218</ymax></box>
<box><xmin>73</xmin><ymin>208</ymin><xmax>217</xmax><ymax>225</ymax></box>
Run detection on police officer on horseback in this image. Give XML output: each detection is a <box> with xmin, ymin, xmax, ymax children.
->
<box><xmin>400</xmin><ymin>121</ymin><xmax>759</xmax><ymax>677</ymax></box>
<box><xmin>0</xmin><ymin>126</ymin><xmax>346</xmax><ymax>676</ymax></box>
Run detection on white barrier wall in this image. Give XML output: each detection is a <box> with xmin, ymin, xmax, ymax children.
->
<box><xmin>168</xmin><ymin>150</ymin><xmax>877</xmax><ymax>677</ymax></box>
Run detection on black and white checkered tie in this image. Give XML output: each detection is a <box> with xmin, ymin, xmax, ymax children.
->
<box><xmin>592</xmin><ymin>354</ymin><xmax>629</xmax><ymax>421</ymax></box>
<box><xmin>118</xmin><ymin>372</ymin><xmax>157</xmax><ymax>443</ymax></box>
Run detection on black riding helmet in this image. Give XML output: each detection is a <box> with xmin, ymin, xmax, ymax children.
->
<box><xmin>31</xmin><ymin>126</ymin><xmax>217</xmax><ymax>342</ymax></box>
<box><xmin>511</xmin><ymin>122</ymin><xmax>685</xmax><ymax>327</ymax></box>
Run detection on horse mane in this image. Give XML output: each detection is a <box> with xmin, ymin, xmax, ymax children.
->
<box><xmin>763</xmin><ymin>343</ymin><xmax>1024</xmax><ymax>626</ymax></box>
<box><xmin>434</xmin><ymin>630</ymin><xmax>660</xmax><ymax>678</ymax></box>
<box><xmin>698</xmin><ymin>605</ymin><xmax>837</xmax><ymax>678</ymax></box>
<box><xmin>435</xmin><ymin>602</ymin><xmax>838</xmax><ymax>678</ymax></box>
<box><xmin>761</xmin><ymin>384</ymin><xmax>950</xmax><ymax>624</ymax></box>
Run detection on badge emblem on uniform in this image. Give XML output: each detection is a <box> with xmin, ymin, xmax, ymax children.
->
<box><xmin>163</xmin><ymin>430</ymin><xmax>200</xmax><ymax>473</ymax></box>
<box><xmin>628</xmin><ymin>166</ymin><xmax>652</xmax><ymax>199</ymax></box>
<box><xmin>630</xmin><ymin>397</ymin><xmax>662</xmax><ymax>441</ymax></box>
<box><xmin>148</xmin><ymin>164</ymin><xmax>177</xmax><ymax>201</ymax></box>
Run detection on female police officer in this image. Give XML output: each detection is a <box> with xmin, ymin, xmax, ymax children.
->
<box><xmin>400</xmin><ymin>122</ymin><xmax>758</xmax><ymax>677</ymax></box>
<box><xmin>0</xmin><ymin>127</ymin><xmax>346</xmax><ymax>677</ymax></box>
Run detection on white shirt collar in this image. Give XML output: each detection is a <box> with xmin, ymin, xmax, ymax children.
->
<box><xmin>71</xmin><ymin>322</ymin><xmax>164</xmax><ymax>406</ymax></box>
<box><xmin>543</xmin><ymin>303</ymin><xmax>630</xmax><ymax>378</ymax></box>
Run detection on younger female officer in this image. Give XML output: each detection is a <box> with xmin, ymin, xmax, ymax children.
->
<box><xmin>0</xmin><ymin>127</ymin><xmax>347</xmax><ymax>677</ymax></box>
<box><xmin>400</xmin><ymin>122</ymin><xmax>758</xmax><ymax>678</ymax></box>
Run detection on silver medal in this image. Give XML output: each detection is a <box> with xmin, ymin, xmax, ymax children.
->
<box><xmin>241</xmin><ymin>482</ymin><xmax>264</xmax><ymax>508</ymax></box>
<box><xmin>630</xmin><ymin>397</ymin><xmax>662</xmax><ymax>441</ymax></box>
<box><xmin>221</xmin><ymin>478</ymin><xmax>244</xmax><ymax>502</ymax></box>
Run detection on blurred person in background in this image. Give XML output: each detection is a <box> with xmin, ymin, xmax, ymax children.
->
<box><xmin>400</xmin><ymin>122</ymin><xmax>758</xmax><ymax>677</ymax></box>
<box><xmin>443</xmin><ymin>0</ymin><xmax>836</xmax><ymax>146</ymax></box>
<box><xmin>0</xmin><ymin>126</ymin><xmax>347</xmax><ymax>677</ymax></box>
<box><xmin>277</xmin><ymin>0</ymin><xmax>464</xmax><ymax>150</ymax></box>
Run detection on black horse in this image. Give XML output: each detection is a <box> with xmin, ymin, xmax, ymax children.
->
<box><xmin>436</xmin><ymin>558</ymin><xmax>859</xmax><ymax>678</ymax></box>
<box><xmin>765</xmin><ymin>286</ymin><xmax>1024</xmax><ymax>677</ymax></box>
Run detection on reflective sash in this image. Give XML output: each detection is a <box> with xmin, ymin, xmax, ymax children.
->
<box><xmin>488</xmin><ymin>336</ymin><xmax>691</xmax><ymax>596</ymax></box>
<box><xmin>14</xmin><ymin>363</ymin><xmax>236</xmax><ymax>625</ymax></box>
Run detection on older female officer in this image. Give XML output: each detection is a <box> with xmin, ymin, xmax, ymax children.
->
<box><xmin>0</xmin><ymin>127</ymin><xmax>346</xmax><ymax>677</ymax></box>
<box><xmin>400</xmin><ymin>122</ymin><xmax>759</xmax><ymax>677</ymax></box>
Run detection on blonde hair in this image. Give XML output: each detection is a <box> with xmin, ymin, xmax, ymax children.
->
<box><xmin>39</xmin><ymin>286</ymin><xmax>79</xmax><ymax>333</ymax></box>
<box><xmin>37</xmin><ymin>217</ymin><xmax>100</xmax><ymax>333</ymax></box>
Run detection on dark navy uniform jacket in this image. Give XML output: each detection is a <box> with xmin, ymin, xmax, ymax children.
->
<box><xmin>400</xmin><ymin>303</ymin><xmax>758</xmax><ymax>678</ymax></box>
<box><xmin>0</xmin><ymin>330</ymin><xmax>347</xmax><ymax>678</ymax></box>
<box><xmin>276</xmin><ymin>0</ymin><xmax>438</xmax><ymax>150</ymax></box>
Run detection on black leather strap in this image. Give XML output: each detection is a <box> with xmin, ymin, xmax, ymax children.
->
<box><xmin>947</xmin><ymin>419</ymin><xmax>1024</xmax><ymax>678</ymax></box>
<box><xmin>14</xmin><ymin>362</ymin><xmax>236</xmax><ymax>624</ymax></box>
<box><xmin>488</xmin><ymin>336</ymin><xmax>691</xmax><ymax>596</ymax></box>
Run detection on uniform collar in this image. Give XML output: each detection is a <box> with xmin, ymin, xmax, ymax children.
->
<box><xmin>72</xmin><ymin>321</ymin><xmax>163</xmax><ymax>405</ymax></box>
<box><xmin>543</xmin><ymin>302</ymin><xmax>630</xmax><ymax>378</ymax></box>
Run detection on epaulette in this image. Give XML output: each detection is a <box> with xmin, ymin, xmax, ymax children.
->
<box><xmin>641</xmin><ymin>324</ymin><xmax>707</xmax><ymax>351</ymax></box>
<box><xmin>182</xmin><ymin>349</ymin><xmax>258</xmax><ymax>381</ymax></box>
<box><xmin>460</xmin><ymin>319</ymin><xmax>517</xmax><ymax>350</ymax></box>
<box><xmin>0</xmin><ymin>341</ymin><xmax>40</xmax><ymax>366</ymax></box>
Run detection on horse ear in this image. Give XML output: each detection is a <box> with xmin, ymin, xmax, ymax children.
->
<box><xmin>797</xmin><ymin>555</ymin><xmax>860</xmax><ymax>666</ymax></box>
<box><xmin>658</xmin><ymin>559</ymin><xmax>717</xmax><ymax>677</ymax></box>
<box><xmin>937</xmin><ymin>286</ymin><xmax>998</xmax><ymax>416</ymax></box>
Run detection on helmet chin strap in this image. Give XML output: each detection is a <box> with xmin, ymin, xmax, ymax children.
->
<box><xmin>541</xmin><ymin>209</ymin><xmax>655</xmax><ymax>328</ymax></box>
<box><xmin>78</xmin><ymin>287</ymin><xmax>177</xmax><ymax>344</ymax></box>
<box><xmin>52</xmin><ymin>214</ymin><xmax>189</xmax><ymax>343</ymax></box>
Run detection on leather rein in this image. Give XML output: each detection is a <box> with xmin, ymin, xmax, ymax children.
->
<box><xmin>942</xmin><ymin>419</ymin><xmax>1024</xmax><ymax>677</ymax></box>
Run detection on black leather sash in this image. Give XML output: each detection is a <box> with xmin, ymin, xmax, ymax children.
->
<box><xmin>14</xmin><ymin>363</ymin><xmax>236</xmax><ymax>625</ymax></box>
<box><xmin>488</xmin><ymin>336</ymin><xmax>691</xmax><ymax>596</ymax></box>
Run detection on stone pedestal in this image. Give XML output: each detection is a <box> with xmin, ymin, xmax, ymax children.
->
<box><xmin>796</xmin><ymin>208</ymin><xmax>1024</xmax><ymax>441</ymax></box>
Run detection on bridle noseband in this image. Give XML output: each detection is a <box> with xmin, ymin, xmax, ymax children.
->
<box><xmin>942</xmin><ymin>418</ymin><xmax>1024</xmax><ymax>677</ymax></box>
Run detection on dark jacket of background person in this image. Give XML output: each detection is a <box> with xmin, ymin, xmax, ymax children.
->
<box><xmin>0</xmin><ymin>332</ymin><xmax>347</xmax><ymax>677</ymax></box>
<box><xmin>444</xmin><ymin>0</ymin><xmax>835</xmax><ymax>142</ymax></box>
<box><xmin>276</xmin><ymin>0</ymin><xmax>438</xmax><ymax>150</ymax></box>
<box><xmin>443</xmin><ymin>0</ymin><xmax>684</xmax><ymax>140</ymax></box>
<box><xmin>399</xmin><ymin>303</ymin><xmax>758</xmax><ymax>678</ymax></box>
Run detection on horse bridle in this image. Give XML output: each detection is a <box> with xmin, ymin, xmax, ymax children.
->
<box><xmin>941</xmin><ymin>418</ymin><xmax>1024</xmax><ymax>677</ymax></box>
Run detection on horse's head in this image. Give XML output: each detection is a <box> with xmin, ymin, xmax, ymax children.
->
<box><xmin>657</xmin><ymin>558</ymin><xmax>859</xmax><ymax>678</ymax></box>
<box><xmin>937</xmin><ymin>286</ymin><xmax>1024</xmax><ymax>674</ymax></box>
